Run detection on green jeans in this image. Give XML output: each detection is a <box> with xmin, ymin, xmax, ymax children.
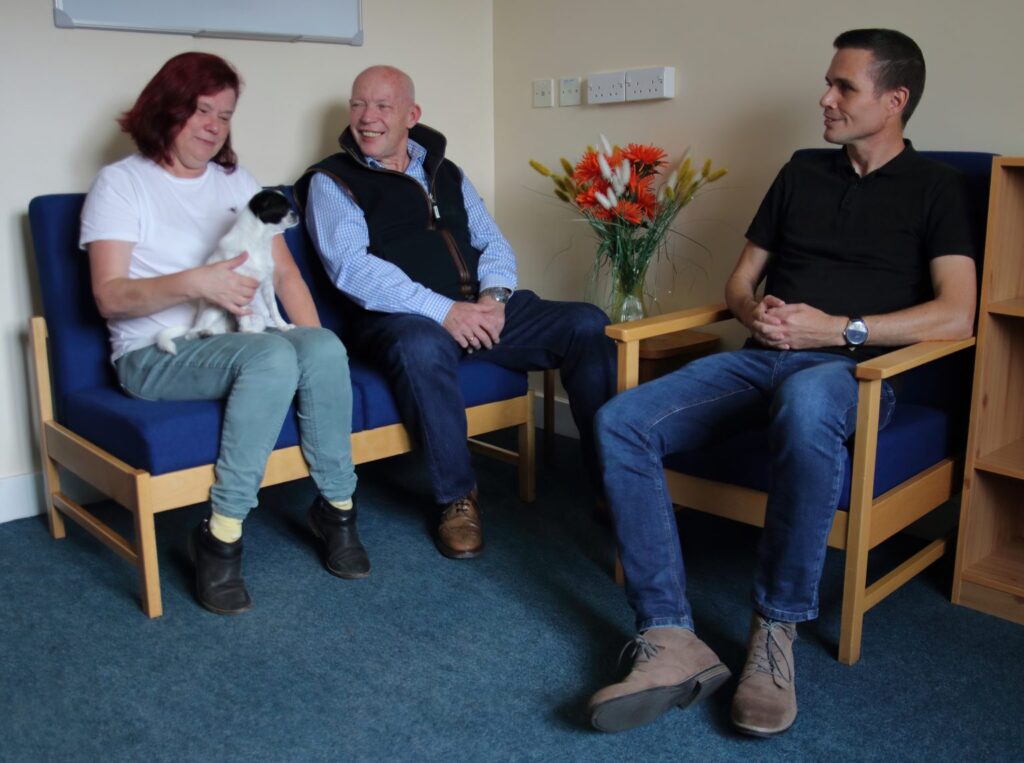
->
<box><xmin>115</xmin><ymin>327</ymin><xmax>356</xmax><ymax>520</ymax></box>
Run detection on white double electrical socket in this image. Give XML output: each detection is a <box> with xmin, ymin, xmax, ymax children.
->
<box><xmin>587</xmin><ymin>71</ymin><xmax>626</xmax><ymax>104</ymax></box>
<box><xmin>625</xmin><ymin>67</ymin><xmax>676</xmax><ymax>101</ymax></box>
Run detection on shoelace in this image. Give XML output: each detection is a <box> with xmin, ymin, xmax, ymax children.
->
<box><xmin>618</xmin><ymin>634</ymin><xmax>659</xmax><ymax>669</ymax></box>
<box><xmin>446</xmin><ymin>498</ymin><xmax>473</xmax><ymax>517</ymax></box>
<box><xmin>749</xmin><ymin>619</ymin><xmax>795</xmax><ymax>688</ymax></box>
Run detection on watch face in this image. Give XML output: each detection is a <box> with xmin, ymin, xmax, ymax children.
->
<box><xmin>845</xmin><ymin>319</ymin><xmax>868</xmax><ymax>346</ymax></box>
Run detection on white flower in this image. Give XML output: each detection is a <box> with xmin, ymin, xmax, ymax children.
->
<box><xmin>618</xmin><ymin>159</ymin><xmax>631</xmax><ymax>186</ymax></box>
<box><xmin>597</xmin><ymin>153</ymin><xmax>613</xmax><ymax>182</ymax></box>
<box><xmin>600</xmin><ymin>133</ymin><xmax>613</xmax><ymax>157</ymax></box>
<box><xmin>593</xmin><ymin>190</ymin><xmax>614</xmax><ymax>209</ymax></box>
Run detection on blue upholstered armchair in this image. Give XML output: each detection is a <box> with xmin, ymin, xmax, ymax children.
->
<box><xmin>604</xmin><ymin>150</ymin><xmax>995</xmax><ymax>665</ymax></box>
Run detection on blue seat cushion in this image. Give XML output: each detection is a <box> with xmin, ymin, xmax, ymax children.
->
<box><xmin>61</xmin><ymin>359</ymin><xmax>526</xmax><ymax>476</ymax></box>
<box><xmin>663</xmin><ymin>402</ymin><xmax>950</xmax><ymax>510</ymax></box>
<box><xmin>352</xmin><ymin>358</ymin><xmax>528</xmax><ymax>430</ymax></box>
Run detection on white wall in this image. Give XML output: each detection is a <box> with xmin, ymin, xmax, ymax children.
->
<box><xmin>0</xmin><ymin>0</ymin><xmax>494</xmax><ymax>520</ymax></box>
<box><xmin>6</xmin><ymin>0</ymin><xmax>1024</xmax><ymax>522</ymax></box>
<box><xmin>493</xmin><ymin>0</ymin><xmax>1024</xmax><ymax>312</ymax></box>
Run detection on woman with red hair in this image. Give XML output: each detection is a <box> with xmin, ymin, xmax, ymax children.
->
<box><xmin>81</xmin><ymin>52</ymin><xmax>365</xmax><ymax>615</ymax></box>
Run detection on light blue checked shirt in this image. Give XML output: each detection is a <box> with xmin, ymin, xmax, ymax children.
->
<box><xmin>306</xmin><ymin>138</ymin><xmax>517</xmax><ymax>324</ymax></box>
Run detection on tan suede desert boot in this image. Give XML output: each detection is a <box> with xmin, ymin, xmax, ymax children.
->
<box><xmin>731</xmin><ymin>614</ymin><xmax>798</xmax><ymax>736</ymax></box>
<box><xmin>588</xmin><ymin>627</ymin><xmax>731</xmax><ymax>732</ymax></box>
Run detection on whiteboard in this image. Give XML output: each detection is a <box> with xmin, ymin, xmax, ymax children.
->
<box><xmin>54</xmin><ymin>0</ymin><xmax>363</xmax><ymax>45</ymax></box>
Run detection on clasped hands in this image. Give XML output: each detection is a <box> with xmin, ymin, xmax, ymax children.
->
<box><xmin>748</xmin><ymin>295</ymin><xmax>845</xmax><ymax>350</ymax></box>
<box><xmin>443</xmin><ymin>297</ymin><xmax>505</xmax><ymax>353</ymax></box>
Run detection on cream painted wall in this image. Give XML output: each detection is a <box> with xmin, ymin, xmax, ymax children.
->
<box><xmin>4</xmin><ymin>0</ymin><xmax>1023</xmax><ymax>517</ymax></box>
<box><xmin>0</xmin><ymin>1</ymin><xmax>494</xmax><ymax>488</ymax></box>
<box><xmin>494</xmin><ymin>0</ymin><xmax>1024</xmax><ymax>316</ymax></box>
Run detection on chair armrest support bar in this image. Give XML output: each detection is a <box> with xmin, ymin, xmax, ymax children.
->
<box><xmin>854</xmin><ymin>338</ymin><xmax>976</xmax><ymax>381</ymax></box>
<box><xmin>605</xmin><ymin>303</ymin><xmax>732</xmax><ymax>343</ymax></box>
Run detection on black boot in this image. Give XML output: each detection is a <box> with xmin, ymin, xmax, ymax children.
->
<box><xmin>307</xmin><ymin>496</ymin><xmax>370</xmax><ymax>579</ymax></box>
<box><xmin>188</xmin><ymin>518</ymin><xmax>252</xmax><ymax>615</ymax></box>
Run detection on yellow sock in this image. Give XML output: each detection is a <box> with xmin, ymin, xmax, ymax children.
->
<box><xmin>328</xmin><ymin>498</ymin><xmax>353</xmax><ymax>513</ymax></box>
<box><xmin>208</xmin><ymin>512</ymin><xmax>242</xmax><ymax>543</ymax></box>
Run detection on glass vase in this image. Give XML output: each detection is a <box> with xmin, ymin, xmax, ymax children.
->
<box><xmin>608</xmin><ymin>271</ymin><xmax>648</xmax><ymax>323</ymax></box>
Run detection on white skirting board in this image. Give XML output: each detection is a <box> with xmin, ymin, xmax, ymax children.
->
<box><xmin>0</xmin><ymin>471</ymin><xmax>45</xmax><ymax>524</ymax></box>
<box><xmin>0</xmin><ymin>469</ymin><xmax>107</xmax><ymax>525</ymax></box>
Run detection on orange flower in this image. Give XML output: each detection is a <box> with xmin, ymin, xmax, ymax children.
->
<box><xmin>574</xmin><ymin>149</ymin><xmax>604</xmax><ymax>185</ymax></box>
<box><xmin>612</xmin><ymin>200</ymin><xmax>644</xmax><ymax>225</ymax></box>
<box><xmin>623</xmin><ymin>143</ymin><xmax>667</xmax><ymax>172</ymax></box>
<box><xmin>575</xmin><ymin>185</ymin><xmax>603</xmax><ymax>212</ymax></box>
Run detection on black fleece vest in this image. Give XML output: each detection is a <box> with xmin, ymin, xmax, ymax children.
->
<box><xmin>294</xmin><ymin>124</ymin><xmax>481</xmax><ymax>302</ymax></box>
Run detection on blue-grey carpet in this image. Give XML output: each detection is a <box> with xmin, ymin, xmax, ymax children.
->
<box><xmin>1</xmin><ymin>434</ymin><xmax>1022</xmax><ymax>762</ymax></box>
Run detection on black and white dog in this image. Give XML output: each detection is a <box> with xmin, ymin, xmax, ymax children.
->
<box><xmin>157</xmin><ymin>189</ymin><xmax>299</xmax><ymax>354</ymax></box>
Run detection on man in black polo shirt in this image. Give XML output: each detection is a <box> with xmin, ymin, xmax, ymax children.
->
<box><xmin>587</xmin><ymin>29</ymin><xmax>977</xmax><ymax>737</ymax></box>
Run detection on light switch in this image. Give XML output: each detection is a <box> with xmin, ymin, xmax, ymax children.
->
<box><xmin>532</xmin><ymin>78</ymin><xmax>554</xmax><ymax>108</ymax></box>
<box><xmin>559</xmin><ymin>77</ymin><xmax>581</xmax><ymax>107</ymax></box>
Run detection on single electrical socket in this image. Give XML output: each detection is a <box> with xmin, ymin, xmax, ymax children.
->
<box><xmin>625</xmin><ymin>66</ymin><xmax>676</xmax><ymax>101</ymax></box>
<box><xmin>586</xmin><ymin>71</ymin><xmax>626</xmax><ymax>104</ymax></box>
<box><xmin>532</xmin><ymin>78</ymin><xmax>554</xmax><ymax>108</ymax></box>
<box><xmin>559</xmin><ymin>76</ymin><xmax>581</xmax><ymax>107</ymax></box>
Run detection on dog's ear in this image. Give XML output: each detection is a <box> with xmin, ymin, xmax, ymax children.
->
<box><xmin>248</xmin><ymin>190</ymin><xmax>295</xmax><ymax>223</ymax></box>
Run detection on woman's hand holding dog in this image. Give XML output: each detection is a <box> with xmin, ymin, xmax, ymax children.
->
<box><xmin>193</xmin><ymin>252</ymin><xmax>259</xmax><ymax>316</ymax></box>
<box><xmin>90</xmin><ymin>242</ymin><xmax>259</xmax><ymax>319</ymax></box>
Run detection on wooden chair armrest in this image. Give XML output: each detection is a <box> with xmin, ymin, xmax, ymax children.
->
<box><xmin>605</xmin><ymin>303</ymin><xmax>733</xmax><ymax>343</ymax></box>
<box><xmin>854</xmin><ymin>338</ymin><xmax>976</xmax><ymax>381</ymax></box>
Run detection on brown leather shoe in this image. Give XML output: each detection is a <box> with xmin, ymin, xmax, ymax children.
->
<box><xmin>588</xmin><ymin>627</ymin><xmax>731</xmax><ymax>732</ymax></box>
<box><xmin>435</xmin><ymin>491</ymin><xmax>483</xmax><ymax>559</ymax></box>
<box><xmin>731</xmin><ymin>614</ymin><xmax>798</xmax><ymax>737</ymax></box>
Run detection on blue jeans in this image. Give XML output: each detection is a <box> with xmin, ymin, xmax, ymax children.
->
<box><xmin>115</xmin><ymin>327</ymin><xmax>357</xmax><ymax>520</ymax></box>
<box><xmin>346</xmin><ymin>290</ymin><xmax>616</xmax><ymax>503</ymax></box>
<box><xmin>595</xmin><ymin>348</ymin><xmax>895</xmax><ymax>630</ymax></box>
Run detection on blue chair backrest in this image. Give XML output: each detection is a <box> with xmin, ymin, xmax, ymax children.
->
<box><xmin>279</xmin><ymin>186</ymin><xmax>349</xmax><ymax>336</ymax></box>
<box><xmin>29</xmin><ymin>194</ymin><xmax>112</xmax><ymax>421</ymax></box>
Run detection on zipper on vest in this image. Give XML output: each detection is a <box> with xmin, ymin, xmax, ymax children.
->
<box><xmin>344</xmin><ymin>146</ymin><xmax>475</xmax><ymax>300</ymax></box>
<box><xmin>428</xmin><ymin>174</ymin><xmax>473</xmax><ymax>299</ymax></box>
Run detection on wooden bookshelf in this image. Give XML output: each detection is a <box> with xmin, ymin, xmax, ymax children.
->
<box><xmin>952</xmin><ymin>157</ymin><xmax>1024</xmax><ymax>626</ymax></box>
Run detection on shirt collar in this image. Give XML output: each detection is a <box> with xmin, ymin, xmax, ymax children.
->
<box><xmin>836</xmin><ymin>139</ymin><xmax>916</xmax><ymax>179</ymax></box>
<box><xmin>363</xmin><ymin>138</ymin><xmax>426</xmax><ymax>173</ymax></box>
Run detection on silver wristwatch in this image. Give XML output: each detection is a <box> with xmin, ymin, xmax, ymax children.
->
<box><xmin>843</xmin><ymin>316</ymin><xmax>869</xmax><ymax>349</ymax></box>
<box><xmin>479</xmin><ymin>287</ymin><xmax>512</xmax><ymax>304</ymax></box>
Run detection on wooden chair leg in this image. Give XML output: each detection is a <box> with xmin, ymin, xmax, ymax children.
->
<box><xmin>44</xmin><ymin>461</ymin><xmax>66</xmax><ymax>540</ymax></box>
<box><xmin>132</xmin><ymin>477</ymin><xmax>163</xmax><ymax>618</ymax></box>
<box><xmin>840</xmin><ymin>378</ymin><xmax>882</xmax><ymax>665</ymax></box>
<box><xmin>614</xmin><ymin>553</ymin><xmax>625</xmax><ymax>586</ymax></box>
<box><xmin>839</xmin><ymin>539</ymin><xmax>868</xmax><ymax>666</ymax></box>
<box><xmin>29</xmin><ymin>317</ymin><xmax>66</xmax><ymax>540</ymax></box>
<box><xmin>518</xmin><ymin>391</ymin><xmax>537</xmax><ymax>502</ymax></box>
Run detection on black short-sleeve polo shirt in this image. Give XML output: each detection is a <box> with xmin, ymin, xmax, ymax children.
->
<box><xmin>745</xmin><ymin>142</ymin><xmax>974</xmax><ymax>334</ymax></box>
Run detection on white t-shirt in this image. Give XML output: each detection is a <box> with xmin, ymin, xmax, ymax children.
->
<box><xmin>80</xmin><ymin>153</ymin><xmax>264</xmax><ymax>361</ymax></box>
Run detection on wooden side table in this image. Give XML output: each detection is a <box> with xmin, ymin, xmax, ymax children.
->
<box><xmin>542</xmin><ymin>329</ymin><xmax>720</xmax><ymax>460</ymax></box>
